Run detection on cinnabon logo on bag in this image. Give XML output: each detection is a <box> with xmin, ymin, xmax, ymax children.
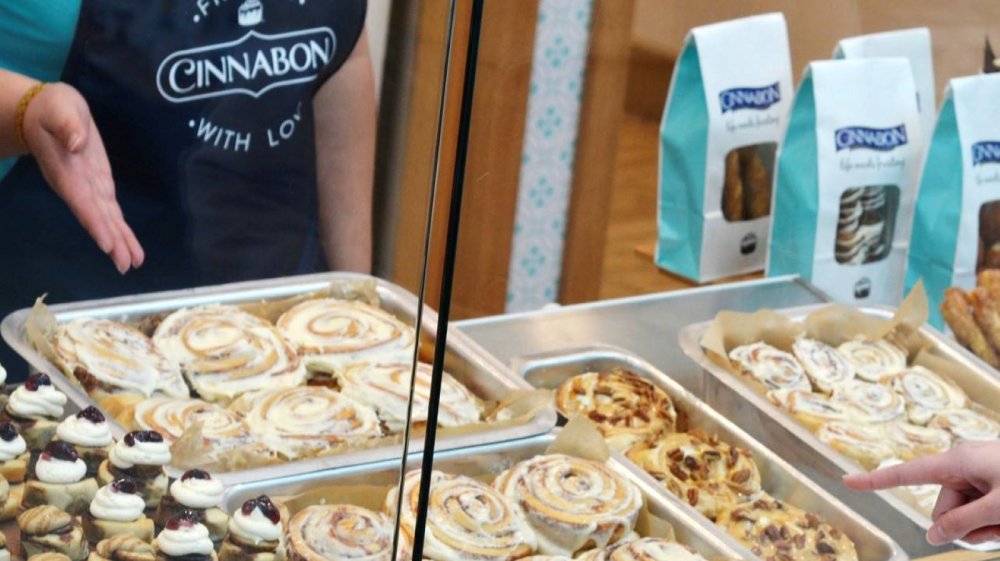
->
<box><xmin>740</xmin><ymin>233</ymin><xmax>758</xmax><ymax>255</ymax></box>
<box><xmin>718</xmin><ymin>82</ymin><xmax>781</xmax><ymax>113</ymax></box>
<box><xmin>157</xmin><ymin>27</ymin><xmax>336</xmax><ymax>103</ymax></box>
<box><xmin>972</xmin><ymin>141</ymin><xmax>1000</xmax><ymax>166</ymax></box>
<box><xmin>854</xmin><ymin>278</ymin><xmax>872</xmax><ymax>299</ymax></box>
<box><xmin>834</xmin><ymin>125</ymin><xmax>907</xmax><ymax>152</ymax></box>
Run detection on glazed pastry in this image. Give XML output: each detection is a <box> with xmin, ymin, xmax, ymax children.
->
<box><xmin>883</xmin><ymin>422</ymin><xmax>952</xmax><ymax>461</ymax></box>
<box><xmin>23</xmin><ymin>441</ymin><xmax>98</xmax><ymax>516</ymax></box>
<box><xmin>55</xmin><ymin>406</ymin><xmax>114</xmax><ymax>477</ymax></box>
<box><xmin>928</xmin><ymin>408</ymin><xmax>1000</xmax><ymax>442</ymax></box>
<box><xmin>626</xmin><ymin>430</ymin><xmax>761</xmax><ymax>519</ymax></box>
<box><xmin>98</xmin><ymin>431</ymin><xmax>171</xmax><ymax>508</ymax></box>
<box><xmin>721</xmin><ymin>149</ymin><xmax>745</xmax><ymax>221</ymax></box>
<box><xmin>242</xmin><ymin>386</ymin><xmax>382</xmax><ymax>460</ymax></box>
<box><xmin>152</xmin><ymin>305</ymin><xmax>306</xmax><ymax>403</ymax></box>
<box><xmin>83</xmin><ymin>478</ymin><xmax>154</xmax><ymax>544</ymax></box>
<box><xmin>830</xmin><ymin>380</ymin><xmax>905</xmax><ymax>424</ymax></box>
<box><xmin>792</xmin><ymin>338</ymin><xmax>855</xmax><ymax>393</ymax></box>
<box><xmin>54</xmin><ymin>318</ymin><xmax>188</xmax><ymax>402</ymax></box>
<box><xmin>18</xmin><ymin>505</ymin><xmax>89</xmax><ymax>561</ymax></box>
<box><xmin>716</xmin><ymin>495</ymin><xmax>858</xmax><ymax>561</ymax></box>
<box><xmin>287</xmin><ymin>504</ymin><xmax>398</xmax><ymax>561</ymax></box>
<box><xmin>88</xmin><ymin>535</ymin><xmax>156</xmax><ymax>561</ymax></box>
<box><xmin>554</xmin><ymin>370</ymin><xmax>677</xmax><ymax>451</ymax></box>
<box><xmin>1</xmin><ymin>373</ymin><xmax>66</xmax><ymax>451</ymax></box>
<box><xmin>941</xmin><ymin>288</ymin><xmax>1000</xmax><ymax>368</ymax></box>
<box><xmin>0</xmin><ymin>422</ymin><xmax>28</xmax><ymax>515</ymax></box>
<box><xmin>275</xmin><ymin>298</ymin><xmax>416</xmax><ymax>378</ymax></box>
<box><xmin>338</xmin><ymin>362</ymin><xmax>482</xmax><ymax>432</ymax></box>
<box><xmin>134</xmin><ymin>398</ymin><xmax>254</xmax><ymax>454</ymax></box>
<box><xmin>576</xmin><ymin>537</ymin><xmax>708</xmax><ymax>561</ymax></box>
<box><xmin>219</xmin><ymin>496</ymin><xmax>283</xmax><ymax>561</ymax></box>
<box><xmin>836</xmin><ymin>339</ymin><xmax>907</xmax><ymax>383</ymax></box>
<box><xmin>388</xmin><ymin>469</ymin><xmax>536</xmax><ymax>561</ymax></box>
<box><xmin>154</xmin><ymin>512</ymin><xmax>218</xmax><ymax>561</ymax></box>
<box><xmin>494</xmin><ymin>454</ymin><xmax>642</xmax><ymax>557</ymax></box>
<box><xmin>817</xmin><ymin>422</ymin><xmax>896</xmax><ymax>469</ymax></box>
<box><xmin>155</xmin><ymin>470</ymin><xmax>228</xmax><ymax>543</ymax></box>
<box><xmin>741</xmin><ymin>148</ymin><xmax>772</xmax><ymax>220</ymax></box>
<box><xmin>891</xmin><ymin>367</ymin><xmax>968</xmax><ymax>425</ymax></box>
<box><xmin>768</xmin><ymin>390</ymin><xmax>863</xmax><ymax>432</ymax></box>
<box><xmin>728</xmin><ymin>343</ymin><xmax>812</xmax><ymax>393</ymax></box>
<box><xmin>878</xmin><ymin>459</ymin><xmax>940</xmax><ymax>516</ymax></box>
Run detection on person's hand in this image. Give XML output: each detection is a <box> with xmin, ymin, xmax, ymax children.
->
<box><xmin>844</xmin><ymin>441</ymin><xmax>1000</xmax><ymax>545</ymax></box>
<box><xmin>21</xmin><ymin>82</ymin><xmax>143</xmax><ymax>273</ymax></box>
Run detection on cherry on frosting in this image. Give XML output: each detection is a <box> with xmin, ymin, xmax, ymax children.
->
<box><xmin>0</xmin><ymin>423</ymin><xmax>18</xmax><ymax>442</ymax></box>
<box><xmin>241</xmin><ymin>495</ymin><xmax>280</xmax><ymax>524</ymax></box>
<box><xmin>111</xmin><ymin>477</ymin><xmax>138</xmax><ymax>495</ymax></box>
<box><xmin>165</xmin><ymin>509</ymin><xmax>204</xmax><ymax>530</ymax></box>
<box><xmin>24</xmin><ymin>372</ymin><xmax>52</xmax><ymax>391</ymax></box>
<box><xmin>181</xmin><ymin>469</ymin><xmax>211</xmax><ymax>482</ymax></box>
<box><xmin>77</xmin><ymin>406</ymin><xmax>106</xmax><ymax>424</ymax></box>
<box><xmin>123</xmin><ymin>430</ymin><xmax>163</xmax><ymax>447</ymax></box>
<box><xmin>42</xmin><ymin>441</ymin><xmax>78</xmax><ymax>462</ymax></box>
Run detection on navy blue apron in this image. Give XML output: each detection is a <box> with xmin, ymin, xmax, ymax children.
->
<box><xmin>0</xmin><ymin>0</ymin><xmax>367</xmax><ymax>377</ymax></box>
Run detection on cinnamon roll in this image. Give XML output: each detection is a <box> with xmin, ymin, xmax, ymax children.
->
<box><xmin>836</xmin><ymin>339</ymin><xmax>907</xmax><ymax>383</ymax></box>
<box><xmin>817</xmin><ymin>422</ymin><xmax>896</xmax><ymax>469</ymax></box>
<box><xmin>831</xmin><ymin>380</ymin><xmax>905</xmax><ymax>424</ymax></box>
<box><xmin>55</xmin><ymin>318</ymin><xmax>188</xmax><ymax>401</ymax></box>
<box><xmin>626</xmin><ymin>430</ymin><xmax>760</xmax><ymax>520</ymax></box>
<box><xmin>54</xmin><ymin>406</ymin><xmax>114</xmax><ymax>477</ymax></box>
<box><xmin>88</xmin><ymin>535</ymin><xmax>156</xmax><ymax>561</ymax></box>
<box><xmin>792</xmin><ymin>338</ymin><xmax>855</xmax><ymax>393</ymax></box>
<box><xmin>219</xmin><ymin>496</ymin><xmax>284</xmax><ymax>561</ymax></box>
<box><xmin>2</xmin><ymin>372</ymin><xmax>67</xmax><ymax>452</ymax></box>
<box><xmin>154</xmin><ymin>470</ymin><xmax>228</xmax><ymax>543</ymax></box>
<box><xmin>554</xmin><ymin>370</ymin><xmax>677</xmax><ymax>451</ymax></box>
<box><xmin>152</xmin><ymin>305</ymin><xmax>306</xmax><ymax>403</ymax></box>
<box><xmin>883</xmin><ymin>422</ymin><xmax>952</xmax><ymax>461</ymax></box>
<box><xmin>928</xmin><ymin>408</ymin><xmax>1000</xmax><ymax>442</ymax></box>
<box><xmin>242</xmin><ymin>386</ymin><xmax>382</xmax><ymax>460</ymax></box>
<box><xmin>728</xmin><ymin>343</ymin><xmax>812</xmax><ymax>394</ymax></box>
<box><xmin>576</xmin><ymin>538</ymin><xmax>708</xmax><ymax>561</ymax></box>
<box><xmin>768</xmin><ymin>390</ymin><xmax>864</xmax><ymax>432</ymax></box>
<box><xmin>338</xmin><ymin>362</ymin><xmax>482</xmax><ymax>432</ymax></box>
<box><xmin>890</xmin><ymin>367</ymin><xmax>968</xmax><ymax>425</ymax></box>
<box><xmin>276</xmin><ymin>299</ymin><xmax>415</xmax><ymax>376</ymax></box>
<box><xmin>23</xmin><ymin>441</ymin><xmax>99</xmax><ymax>516</ymax></box>
<box><xmin>387</xmin><ymin>469</ymin><xmax>535</xmax><ymax>561</ymax></box>
<box><xmin>493</xmin><ymin>454</ymin><xmax>642</xmax><ymax>557</ymax></box>
<box><xmin>18</xmin><ymin>505</ymin><xmax>89</xmax><ymax>561</ymax></box>
<box><xmin>287</xmin><ymin>504</ymin><xmax>399</xmax><ymax>561</ymax></box>
<box><xmin>716</xmin><ymin>495</ymin><xmax>858</xmax><ymax>561</ymax></box>
<box><xmin>134</xmin><ymin>398</ymin><xmax>254</xmax><ymax>453</ymax></box>
<box><xmin>154</xmin><ymin>512</ymin><xmax>218</xmax><ymax>561</ymax></box>
<box><xmin>83</xmin><ymin>478</ymin><xmax>155</xmax><ymax>544</ymax></box>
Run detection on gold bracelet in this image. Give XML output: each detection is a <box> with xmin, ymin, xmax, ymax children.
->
<box><xmin>14</xmin><ymin>82</ymin><xmax>47</xmax><ymax>151</ymax></box>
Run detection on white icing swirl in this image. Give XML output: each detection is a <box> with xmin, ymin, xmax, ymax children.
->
<box><xmin>90</xmin><ymin>483</ymin><xmax>146</xmax><ymax>521</ymax></box>
<box><xmin>7</xmin><ymin>384</ymin><xmax>66</xmax><ymax>418</ymax></box>
<box><xmin>109</xmin><ymin>437</ymin><xmax>171</xmax><ymax>469</ymax></box>
<box><xmin>229</xmin><ymin>507</ymin><xmax>281</xmax><ymax>544</ymax></box>
<box><xmin>0</xmin><ymin>433</ymin><xmax>26</xmax><ymax>461</ymax></box>
<box><xmin>170</xmin><ymin>475</ymin><xmax>224</xmax><ymax>509</ymax></box>
<box><xmin>35</xmin><ymin>455</ymin><xmax>86</xmax><ymax>484</ymax></box>
<box><xmin>156</xmin><ymin>522</ymin><xmax>215</xmax><ymax>557</ymax></box>
<box><xmin>0</xmin><ymin>363</ymin><xmax>6</xmax><ymax>386</ymax></box>
<box><xmin>56</xmin><ymin>414</ymin><xmax>112</xmax><ymax>447</ymax></box>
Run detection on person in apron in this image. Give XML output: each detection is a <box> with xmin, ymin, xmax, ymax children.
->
<box><xmin>0</xmin><ymin>0</ymin><xmax>374</xmax><ymax>377</ymax></box>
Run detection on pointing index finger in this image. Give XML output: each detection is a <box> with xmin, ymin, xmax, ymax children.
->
<box><xmin>843</xmin><ymin>453</ymin><xmax>955</xmax><ymax>491</ymax></box>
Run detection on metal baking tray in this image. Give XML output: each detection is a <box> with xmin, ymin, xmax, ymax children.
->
<box><xmin>224</xmin><ymin>432</ymin><xmax>753</xmax><ymax>561</ymax></box>
<box><xmin>0</xmin><ymin>272</ymin><xmax>557</xmax><ymax>485</ymax></box>
<box><xmin>680</xmin><ymin>305</ymin><xmax>1000</xmax><ymax>555</ymax></box>
<box><xmin>510</xmin><ymin>344</ymin><xmax>906</xmax><ymax>561</ymax></box>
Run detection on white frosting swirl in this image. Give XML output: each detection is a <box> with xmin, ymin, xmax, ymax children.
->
<box><xmin>35</xmin><ymin>455</ymin><xmax>86</xmax><ymax>484</ymax></box>
<box><xmin>90</xmin><ymin>483</ymin><xmax>146</xmax><ymax>521</ymax></box>
<box><xmin>229</xmin><ymin>507</ymin><xmax>282</xmax><ymax>544</ymax></box>
<box><xmin>109</xmin><ymin>437</ymin><xmax>171</xmax><ymax>469</ymax></box>
<box><xmin>156</xmin><ymin>522</ymin><xmax>215</xmax><ymax>557</ymax></box>
<box><xmin>0</xmin><ymin>363</ymin><xmax>6</xmax><ymax>386</ymax></box>
<box><xmin>56</xmin><ymin>414</ymin><xmax>112</xmax><ymax>447</ymax></box>
<box><xmin>7</xmin><ymin>384</ymin><xmax>66</xmax><ymax>418</ymax></box>
<box><xmin>0</xmin><ymin>433</ymin><xmax>26</xmax><ymax>461</ymax></box>
<box><xmin>170</xmin><ymin>475</ymin><xmax>224</xmax><ymax>509</ymax></box>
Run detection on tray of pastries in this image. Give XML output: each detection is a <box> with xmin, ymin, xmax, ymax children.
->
<box><xmin>678</xmin><ymin>289</ymin><xmax>1000</xmax><ymax>555</ymax></box>
<box><xmin>510</xmin><ymin>344</ymin><xmax>905</xmax><ymax>561</ymax></box>
<box><xmin>0</xmin><ymin>273</ymin><xmax>555</xmax><ymax>485</ymax></box>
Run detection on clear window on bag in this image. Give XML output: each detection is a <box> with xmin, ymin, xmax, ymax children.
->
<box><xmin>720</xmin><ymin>142</ymin><xmax>777</xmax><ymax>222</ymax></box>
<box><xmin>979</xmin><ymin>200</ymin><xmax>1000</xmax><ymax>272</ymax></box>
<box><xmin>834</xmin><ymin>185</ymin><xmax>900</xmax><ymax>265</ymax></box>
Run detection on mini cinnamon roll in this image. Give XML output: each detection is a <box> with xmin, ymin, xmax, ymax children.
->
<box><xmin>817</xmin><ymin>422</ymin><xmax>896</xmax><ymax>469</ymax></box>
<box><xmin>154</xmin><ymin>470</ymin><xmax>228</xmax><ymax>543</ymax></box>
<box><xmin>18</xmin><ymin>505</ymin><xmax>89</xmax><ymax>561</ymax></box>
<box><xmin>88</xmin><ymin>535</ymin><xmax>156</xmax><ymax>561</ymax></box>
<box><xmin>575</xmin><ymin>537</ymin><xmax>709</xmax><ymax>561</ymax></box>
<box><xmin>928</xmin><ymin>408</ymin><xmax>1000</xmax><ymax>442</ymax></box>
<box><xmin>791</xmin><ymin>338</ymin><xmax>855</xmax><ymax>393</ymax></box>
<box><xmin>1</xmin><ymin>373</ymin><xmax>67</xmax><ymax>452</ymax></box>
<box><xmin>83</xmin><ymin>478</ymin><xmax>154</xmax><ymax>544</ymax></box>
<box><xmin>220</xmin><ymin>496</ymin><xmax>284</xmax><ymax>561</ymax></box>
<box><xmin>830</xmin><ymin>380</ymin><xmax>905</xmax><ymax>424</ymax></box>
<box><xmin>729</xmin><ymin>343</ymin><xmax>812</xmax><ymax>393</ymax></box>
<box><xmin>883</xmin><ymin>422</ymin><xmax>952</xmax><ymax>461</ymax></box>
<box><xmin>154</xmin><ymin>512</ymin><xmax>218</xmax><ymax>561</ymax></box>
<box><xmin>768</xmin><ymin>390</ymin><xmax>864</xmax><ymax>432</ymax></box>
<box><xmin>134</xmin><ymin>398</ymin><xmax>254</xmax><ymax>455</ymax></box>
<box><xmin>23</xmin><ymin>441</ymin><xmax>98</xmax><ymax>516</ymax></box>
<box><xmin>890</xmin><ymin>367</ymin><xmax>968</xmax><ymax>425</ymax></box>
<box><xmin>836</xmin><ymin>339</ymin><xmax>907</xmax><ymax>383</ymax></box>
<box><xmin>98</xmin><ymin>431</ymin><xmax>171</xmax><ymax>509</ymax></box>
<box><xmin>54</xmin><ymin>406</ymin><xmax>114</xmax><ymax>477</ymax></box>
<box><xmin>287</xmin><ymin>504</ymin><xmax>399</xmax><ymax>561</ymax></box>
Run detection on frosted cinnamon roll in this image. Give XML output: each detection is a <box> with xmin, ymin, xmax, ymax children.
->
<box><xmin>729</xmin><ymin>343</ymin><xmax>812</xmax><ymax>393</ymax></box>
<box><xmin>576</xmin><ymin>538</ymin><xmax>708</xmax><ymax>561</ymax></box>
<box><xmin>243</xmin><ymin>386</ymin><xmax>382</xmax><ymax>460</ymax></box>
<box><xmin>98</xmin><ymin>431</ymin><xmax>171</xmax><ymax>508</ymax></box>
<box><xmin>23</xmin><ymin>441</ymin><xmax>98</xmax><ymax>516</ymax></box>
<box><xmin>220</xmin><ymin>496</ymin><xmax>284</xmax><ymax>561</ymax></box>
<box><xmin>276</xmin><ymin>299</ymin><xmax>415</xmax><ymax>377</ymax></box>
<box><xmin>55</xmin><ymin>318</ymin><xmax>188</xmax><ymax>401</ymax></box>
<box><xmin>792</xmin><ymin>338</ymin><xmax>855</xmax><ymax>393</ymax></box>
<box><xmin>288</xmin><ymin>504</ymin><xmax>398</xmax><ymax>561</ymax></box>
<box><xmin>817</xmin><ymin>422</ymin><xmax>896</xmax><ymax>469</ymax></box>
<box><xmin>134</xmin><ymin>398</ymin><xmax>254</xmax><ymax>453</ymax></box>
<box><xmin>554</xmin><ymin>370</ymin><xmax>677</xmax><ymax>451</ymax></box>
<box><xmin>338</xmin><ymin>362</ymin><xmax>482</xmax><ymax>432</ymax></box>
<box><xmin>18</xmin><ymin>505</ymin><xmax>89</xmax><ymax>561</ymax></box>
<box><xmin>831</xmin><ymin>380</ymin><xmax>905</xmax><ymax>424</ymax></box>
<box><xmin>83</xmin><ymin>478</ymin><xmax>154</xmax><ymax>544</ymax></box>
<box><xmin>88</xmin><ymin>535</ymin><xmax>156</xmax><ymax>561</ymax></box>
<box><xmin>388</xmin><ymin>469</ymin><xmax>536</xmax><ymax>561</ymax></box>
<box><xmin>152</xmin><ymin>305</ymin><xmax>306</xmax><ymax>403</ymax></box>
<box><xmin>836</xmin><ymin>339</ymin><xmax>907</xmax><ymax>383</ymax></box>
<box><xmin>890</xmin><ymin>367</ymin><xmax>968</xmax><ymax>425</ymax></box>
<box><xmin>155</xmin><ymin>470</ymin><xmax>228</xmax><ymax>543</ymax></box>
<box><xmin>928</xmin><ymin>408</ymin><xmax>1000</xmax><ymax>442</ymax></box>
<box><xmin>883</xmin><ymin>423</ymin><xmax>952</xmax><ymax>461</ymax></box>
<box><xmin>768</xmin><ymin>390</ymin><xmax>864</xmax><ymax>432</ymax></box>
<box><xmin>626</xmin><ymin>430</ymin><xmax>760</xmax><ymax>519</ymax></box>
<box><xmin>493</xmin><ymin>454</ymin><xmax>641</xmax><ymax>557</ymax></box>
<box><xmin>2</xmin><ymin>372</ymin><xmax>67</xmax><ymax>451</ymax></box>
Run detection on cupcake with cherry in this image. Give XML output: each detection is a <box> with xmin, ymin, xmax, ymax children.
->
<box><xmin>99</xmin><ymin>431</ymin><xmax>171</xmax><ymax>508</ymax></box>
<box><xmin>0</xmin><ymin>421</ymin><xmax>28</xmax><ymax>520</ymax></box>
<box><xmin>23</xmin><ymin>441</ymin><xmax>98</xmax><ymax>515</ymax></box>
<box><xmin>84</xmin><ymin>477</ymin><xmax>154</xmax><ymax>544</ymax></box>
<box><xmin>154</xmin><ymin>511</ymin><xmax>218</xmax><ymax>561</ymax></box>
<box><xmin>154</xmin><ymin>470</ymin><xmax>228</xmax><ymax>543</ymax></box>
<box><xmin>219</xmin><ymin>496</ymin><xmax>283</xmax><ymax>561</ymax></box>
<box><xmin>2</xmin><ymin>373</ymin><xmax>67</xmax><ymax>452</ymax></box>
<box><xmin>54</xmin><ymin>406</ymin><xmax>113</xmax><ymax>477</ymax></box>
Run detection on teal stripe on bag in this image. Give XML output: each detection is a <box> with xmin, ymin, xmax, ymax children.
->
<box><xmin>905</xmin><ymin>95</ymin><xmax>963</xmax><ymax>328</ymax></box>
<box><xmin>655</xmin><ymin>40</ymin><xmax>708</xmax><ymax>280</ymax></box>
<box><xmin>767</xmin><ymin>72</ymin><xmax>819</xmax><ymax>279</ymax></box>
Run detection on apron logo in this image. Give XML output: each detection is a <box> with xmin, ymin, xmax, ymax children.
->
<box><xmin>719</xmin><ymin>83</ymin><xmax>781</xmax><ymax>113</ymax></box>
<box><xmin>157</xmin><ymin>27</ymin><xmax>336</xmax><ymax>103</ymax></box>
<box><xmin>972</xmin><ymin>141</ymin><xmax>1000</xmax><ymax>166</ymax></box>
<box><xmin>834</xmin><ymin>125</ymin><xmax>908</xmax><ymax>152</ymax></box>
<box><xmin>238</xmin><ymin>0</ymin><xmax>263</xmax><ymax>27</ymax></box>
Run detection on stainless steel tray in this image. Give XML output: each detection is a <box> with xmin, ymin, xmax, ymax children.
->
<box><xmin>680</xmin><ymin>305</ymin><xmax>1000</xmax><ymax>555</ymax></box>
<box><xmin>0</xmin><ymin>272</ymin><xmax>556</xmax><ymax>485</ymax></box>
<box><xmin>223</xmin><ymin>432</ymin><xmax>753</xmax><ymax>561</ymax></box>
<box><xmin>510</xmin><ymin>344</ymin><xmax>906</xmax><ymax>561</ymax></box>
